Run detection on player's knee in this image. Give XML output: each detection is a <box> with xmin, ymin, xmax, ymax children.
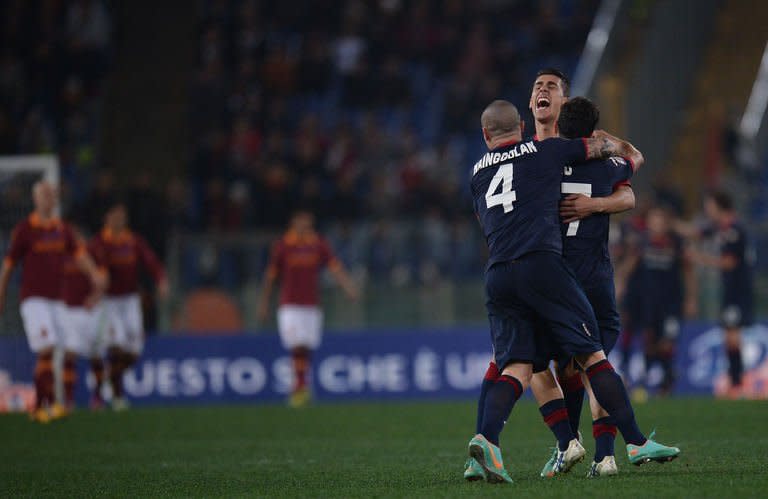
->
<box><xmin>501</xmin><ymin>362</ymin><xmax>533</xmax><ymax>388</ymax></box>
<box><xmin>575</xmin><ymin>350</ymin><xmax>606</xmax><ymax>371</ymax></box>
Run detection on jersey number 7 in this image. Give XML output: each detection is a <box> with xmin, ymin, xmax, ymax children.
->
<box><xmin>561</xmin><ymin>182</ymin><xmax>592</xmax><ymax>236</ymax></box>
<box><xmin>485</xmin><ymin>164</ymin><xmax>516</xmax><ymax>213</ymax></box>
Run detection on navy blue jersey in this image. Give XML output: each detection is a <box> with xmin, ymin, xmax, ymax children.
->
<box><xmin>716</xmin><ymin>222</ymin><xmax>755</xmax><ymax>307</ymax></box>
<box><xmin>560</xmin><ymin>156</ymin><xmax>634</xmax><ymax>283</ymax></box>
<box><xmin>638</xmin><ymin>232</ymin><xmax>685</xmax><ymax>311</ymax></box>
<box><xmin>471</xmin><ymin>138</ymin><xmax>587</xmax><ymax>267</ymax></box>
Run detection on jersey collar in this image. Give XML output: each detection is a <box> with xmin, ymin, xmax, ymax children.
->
<box><xmin>284</xmin><ymin>230</ymin><xmax>318</xmax><ymax>245</ymax></box>
<box><xmin>101</xmin><ymin>227</ymin><xmax>133</xmax><ymax>243</ymax></box>
<box><xmin>490</xmin><ymin>138</ymin><xmax>521</xmax><ymax>151</ymax></box>
<box><xmin>29</xmin><ymin>212</ymin><xmax>62</xmax><ymax>229</ymax></box>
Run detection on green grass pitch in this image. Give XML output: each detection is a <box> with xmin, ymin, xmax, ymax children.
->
<box><xmin>1</xmin><ymin>398</ymin><xmax>767</xmax><ymax>497</ymax></box>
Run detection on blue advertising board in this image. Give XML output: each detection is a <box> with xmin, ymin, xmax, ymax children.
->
<box><xmin>0</xmin><ymin>322</ymin><xmax>767</xmax><ymax>408</ymax></box>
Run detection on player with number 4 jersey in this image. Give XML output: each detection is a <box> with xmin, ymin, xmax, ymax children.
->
<box><xmin>465</xmin><ymin>100</ymin><xmax>678</xmax><ymax>485</ymax></box>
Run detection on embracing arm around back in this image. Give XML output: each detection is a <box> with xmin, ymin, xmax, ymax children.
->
<box><xmin>585</xmin><ymin>130</ymin><xmax>644</xmax><ymax>169</ymax></box>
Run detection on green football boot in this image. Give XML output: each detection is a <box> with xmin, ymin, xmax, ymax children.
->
<box><xmin>540</xmin><ymin>447</ymin><xmax>558</xmax><ymax>477</ymax></box>
<box><xmin>468</xmin><ymin>434</ymin><xmax>514</xmax><ymax>484</ymax></box>
<box><xmin>463</xmin><ymin>457</ymin><xmax>486</xmax><ymax>481</ymax></box>
<box><xmin>626</xmin><ymin>431</ymin><xmax>680</xmax><ymax>465</ymax></box>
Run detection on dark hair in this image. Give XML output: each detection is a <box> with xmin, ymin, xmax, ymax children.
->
<box><xmin>536</xmin><ymin>68</ymin><xmax>570</xmax><ymax>97</ymax></box>
<box><xmin>707</xmin><ymin>191</ymin><xmax>733</xmax><ymax>211</ymax></box>
<box><xmin>557</xmin><ymin>97</ymin><xmax>600</xmax><ymax>139</ymax></box>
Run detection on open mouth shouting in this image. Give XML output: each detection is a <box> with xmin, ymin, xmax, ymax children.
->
<box><xmin>536</xmin><ymin>95</ymin><xmax>551</xmax><ymax>110</ymax></box>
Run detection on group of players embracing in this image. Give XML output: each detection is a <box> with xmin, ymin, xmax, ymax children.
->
<box><xmin>464</xmin><ymin>69</ymin><xmax>682</xmax><ymax>483</ymax></box>
<box><xmin>0</xmin><ymin>182</ymin><xmax>167</xmax><ymax>422</ymax></box>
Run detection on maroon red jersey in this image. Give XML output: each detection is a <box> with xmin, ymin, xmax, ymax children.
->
<box><xmin>92</xmin><ymin>228</ymin><xmax>165</xmax><ymax>296</ymax></box>
<box><xmin>61</xmin><ymin>240</ymin><xmax>105</xmax><ymax>307</ymax></box>
<box><xmin>266</xmin><ymin>231</ymin><xmax>340</xmax><ymax>306</ymax></box>
<box><xmin>3</xmin><ymin>214</ymin><xmax>83</xmax><ymax>300</ymax></box>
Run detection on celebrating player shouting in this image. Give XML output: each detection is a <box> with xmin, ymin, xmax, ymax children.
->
<box><xmin>93</xmin><ymin>201</ymin><xmax>169</xmax><ymax>411</ymax></box>
<box><xmin>0</xmin><ymin>181</ymin><xmax>106</xmax><ymax>422</ymax></box>
<box><xmin>465</xmin><ymin>100</ymin><xmax>679</xmax><ymax>484</ymax></box>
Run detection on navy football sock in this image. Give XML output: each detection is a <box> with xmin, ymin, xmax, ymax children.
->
<box><xmin>592</xmin><ymin>416</ymin><xmax>617</xmax><ymax>461</ymax></box>
<box><xmin>558</xmin><ymin>372</ymin><xmax>585</xmax><ymax>436</ymax></box>
<box><xmin>586</xmin><ymin>360</ymin><xmax>646</xmax><ymax>446</ymax></box>
<box><xmin>539</xmin><ymin>398</ymin><xmax>574</xmax><ymax>451</ymax></box>
<box><xmin>475</xmin><ymin>362</ymin><xmax>500</xmax><ymax>434</ymax></box>
<box><xmin>480</xmin><ymin>374</ymin><xmax>523</xmax><ymax>446</ymax></box>
<box><xmin>726</xmin><ymin>348</ymin><xmax>743</xmax><ymax>386</ymax></box>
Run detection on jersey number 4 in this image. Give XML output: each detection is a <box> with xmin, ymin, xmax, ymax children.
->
<box><xmin>561</xmin><ymin>182</ymin><xmax>592</xmax><ymax>236</ymax></box>
<box><xmin>485</xmin><ymin>164</ymin><xmax>516</xmax><ymax>213</ymax></box>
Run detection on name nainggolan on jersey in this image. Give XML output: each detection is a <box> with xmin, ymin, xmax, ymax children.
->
<box><xmin>473</xmin><ymin>141</ymin><xmax>538</xmax><ymax>176</ymax></box>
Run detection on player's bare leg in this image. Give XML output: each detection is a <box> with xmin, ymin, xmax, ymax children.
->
<box><xmin>531</xmin><ymin>368</ymin><xmax>585</xmax><ymax>477</ymax></box>
<box><xmin>724</xmin><ymin>326</ymin><xmax>744</xmax><ymax>397</ymax></box>
<box><xmin>289</xmin><ymin>346</ymin><xmax>312</xmax><ymax>408</ymax></box>
<box><xmin>582</xmin><ymin>374</ymin><xmax>618</xmax><ymax>477</ymax></box>
<box><xmin>575</xmin><ymin>351</ymin><xmax>679</xmax><ymax>465</ymax></box>
<box><xmin>90</xmin><ymin>356</ymin><xmax>106</xmax><ymax>410</ymax></box>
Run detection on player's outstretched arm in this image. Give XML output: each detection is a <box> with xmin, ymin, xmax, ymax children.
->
<box><xmin>585</xmin><ymin>130</ymin><xmax>644</xmax><ymax>168</ymax></box>
<box><xmin>330</xmin><ymin>265</ymin><xmax>360</xmax><ymax>302</ymax></box>
<box><xmin>75</xmin><ymin>251</ymin><xmax>108</xmax><ymax>307</ymax></box>
<box><xmin>560</xmin><ymin>185</ymin><xmax>635</xmax><ymax>223</ymax></box>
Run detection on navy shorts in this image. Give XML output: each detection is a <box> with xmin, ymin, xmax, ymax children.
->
<box><xmin>485</xmin><ymin>252</ymin><xmax>602</xmax><ymax>371</ymax></box>
<box><xmin>533</xmin><ymin>276</ymin><xmax>620</xmax><ymax>371</ymax></box>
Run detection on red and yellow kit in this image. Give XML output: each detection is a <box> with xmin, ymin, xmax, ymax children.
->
<box><xmin>3</xmin><ymin>213</ymin><xmax>83</xmax><ymax>300</ymax></box>
<box><xmin>92</xmin><ymin>228</ymin><xmax>165</xmax><ymax>296</ymax></box>
<box><xmin>61</xmin><ymin>240</ymin><xmax>105</xmax><ymax>307</ymax></box>
<box><xmin>266</xmin><ymin>231</ymin><xmax>340</xmax><ymax>306</ymax></box>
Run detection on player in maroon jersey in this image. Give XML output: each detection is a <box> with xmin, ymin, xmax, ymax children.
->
<box><xmin>60</xmin><ymin>224</ymin><xmax>110</xmax><ymax>409</ymax></box>
<box><xmin>0</xmin><ymin>181</ymin><xmax>106</xmax><ymax>422</ymax></box>
<box><xmin>257</xmin><ymin>210</ymin><xmax>359</xmax><ymax>407</ymax></box>
<box><xmin>92</xmin><ymin>201</ymin><xmax>169</xmax><ymax>410</ymax></box>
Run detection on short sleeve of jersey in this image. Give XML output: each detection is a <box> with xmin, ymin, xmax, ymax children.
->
<box><xmin>5</xmin><ymin>223</ymin><xmax>28</xmax><ymax>264</ymax></box>
<box><xmin>607</xmin><ymin>157</ymin><xmax>634</xmax><ymax>190</ymax></box>
<box><xmin>540</xmin><ymin>137</ymin><xmax>588</xmax><ymax>165</ymax></box>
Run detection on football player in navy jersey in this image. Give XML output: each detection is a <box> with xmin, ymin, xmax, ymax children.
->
<box><xmin>690</xmin><ymin>192</ymin><xmax>755</xmax><ymax>397</ymax></box>
<box><xmin>631</xmin><ymin>206</ymin><xmax>696</xmax><ymax>398</ymax></box>
<box><xmin>524</xmin><ymin>97</ymin><xmax>645</xmax><ymax>478</ymax></box>
<box><xmin>464</xmin><ymin>100</ymin><xmax>679</xmax><ymax>484</ymax></box>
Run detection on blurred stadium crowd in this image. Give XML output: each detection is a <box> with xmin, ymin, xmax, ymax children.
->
<box><xmin>0</xmin><ymin>0</ymin><xmax>598</xmax><ymax>280</ymax></box>
<box><xmin>0</xmin><ymin>0</ymin><xmax>765</xmax><ymax>329</ymax></box>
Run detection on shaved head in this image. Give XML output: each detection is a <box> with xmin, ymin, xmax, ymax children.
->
<box><xmin>481</xmin><ymin>100</ymin><xmax>521</xmax><ymax>139</ymax></box>
<box><xmin>32</xmin><ymin>180</ymin><xmax>57</xmax><ymax>217</ymax></box>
